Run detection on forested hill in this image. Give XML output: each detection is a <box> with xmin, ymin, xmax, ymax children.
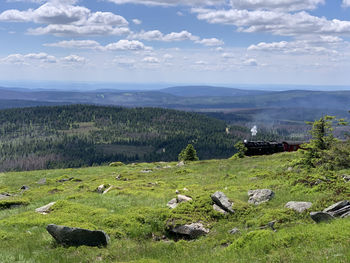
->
<box><xmin>0</xmin><ymin>105</ymin><xmax>250</xmax><ymax>172</ymax></box>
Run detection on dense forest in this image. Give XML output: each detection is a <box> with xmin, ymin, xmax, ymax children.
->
<box><xmin>0</xmin><ymin>105</ymin><xmax>257</xmax><ymax>172</ymax></box>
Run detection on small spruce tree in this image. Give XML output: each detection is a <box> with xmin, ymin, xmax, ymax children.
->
<box><xmin>178</xmin><ymin>144</ymin><xmax>199</xmax><ymax>161</ymax></box>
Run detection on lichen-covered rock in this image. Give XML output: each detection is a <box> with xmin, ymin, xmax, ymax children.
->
<box><xmin>211</xmin><ymin>191</ymin><xmax>234</xmax><ymax>213</ymax></box>
<box><xmin>170</xmin><ymin>223</ymin><xmax>209</xmax><ymax>239</ymax></box>
<box><xmin>285</xmin><ymin>201</ymin><xmax>312</xmax><ymax>213</ymax></box>
<box><xmin>46</xmin><ymin>224</ymin><xmax>110</xmax><ymax>247</ymax></box>
<box><xmin>228</xmin><ymin>228</ymin><xmax>240</xmax><ymax>234</ymax></box>
<box><xmin>248</xmin><ymin>189</ymin><xmax>274</xmax><ymax>205</ymax></box>
<box><xmin>177</xmin><ymin>194</ymin><xmax>192</xmax><ymax>203</ymax></box>
<box><xmin>35</xmin><ymin>202</ymin><xmax>56</xmax><ymax>214</ymax></box>
<box><xmin>310</xmin><ymin>212</ymin><xmax>334</xmax><ymax>223</ymax></box>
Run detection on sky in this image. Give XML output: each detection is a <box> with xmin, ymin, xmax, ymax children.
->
<box><xmin>0</xmin><ymin>0</ymin><xmax>350</xmax><ymax>87</ymax></box>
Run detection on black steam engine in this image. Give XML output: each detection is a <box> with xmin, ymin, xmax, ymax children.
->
<box><xmin>243</xmin><ymin>140</ymin><xmax>304</xmax><ymax>156</ymax></box>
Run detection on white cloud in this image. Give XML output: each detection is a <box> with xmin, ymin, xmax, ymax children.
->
<box><xmin>0</xmin><ymin>52</ymin><xmax>57</xmax><ymax>64</ymax></box>
<box><xmin>24</xmin><ymin>52</ymin><xmax>57</xmax><ymax>62</ymax></box>
<box><xmin>61</xmin><ymin>54</ymin><xmax>86</xmax><ymax>63</ymax></box>
<box><xmin>229</xmin><ymin>0</ymin><xmax>325</xmax><ymax>11</ymax></box>
<box><xmin>343</xmin><ymin>0</ymin><xmax>350</xmax><ymax>7</ymax></box>
<box><xmin>132</xmin><ymin>19</ymin><xmax>142</xmax><ymax>25</ymax></box>
<box><xmin>1</xmin><ymin>54</ymin><xmax>26</xmax><ymax>64</ymax></box>
<box><xmin>107</xmin><ymin>0</ymin><xmax>226</xmax><ymax>7</ymax></box>
<box><xmin>130</xmin><ymin>30</ymin><xmax>199</xmax><ymax>42</ymax></box>
<box><xmin>143</xmin><ymin>56</ymin><xmax>160</xmax><ymax>63</ymax></box>
<box><xmin>248</xmin><ymin>36</ymin><xmax>342</xmax><ymax>55</ymax></box>
<box><xmin>0</xmin><ymin>2</ymin><xmax>129</xmax><ymax>36</ymax></box>
<box><xmin>195</xmin><ymin>38</ymin><xmax>224</xmax><ymax>46</ymax></box>
<box><xmin>44</xmin><ymin>40</ymin><xmax>102</xmax><ymax>49</ymax></box>
<box><xmin>105</xmin><ymin>40</ymin><xmax>151</xmax><ymax>51</ymax></box>
<box><xmin>242</xmin><ymin>58</ymin><xmax>258</xmax><ymax>66</ymax></box>
<box><xmin>193</xmin><ymin>8</ymin><xmax>350</xmax><ymax>37</ymax></box>
<box><xmin>163</xmin><ymin>54</ymin><xmax>173</xmax><ymax>59</ymax></box>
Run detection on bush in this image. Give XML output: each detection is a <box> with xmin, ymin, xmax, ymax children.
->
<box><xmin>178</xmin><ymin>144</ymin><xmax>199</xmax><ymax>161</ymax></box>
<box><xmin>109</xmin><ymin>161</ymin><xmax>124</xmax><ymax>167</ymax></box>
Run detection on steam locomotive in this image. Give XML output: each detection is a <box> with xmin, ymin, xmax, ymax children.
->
<box><xmin>243</xmin><ymin>140</ymin><xmax>304</xmax><ymax>156</ymax></box>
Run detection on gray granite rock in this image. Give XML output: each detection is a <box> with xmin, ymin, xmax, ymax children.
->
<box><xmin>228</xmin><ymin>228</ymin><xmax>240</xmax><ymax>234</ymax></box>
<box><xmin>211</xmin><ymin>191</ymin><xmax>234</xmax><ymax>213</ymax></box>
<box><xmin>46</xmin><ymin>224</ymin><xmax>110</xmax><ymax>247</ymax></box>
<box><xmin>285</xmin><ymin>201</ymin><xmax>312</xmax><ymax>213</ymax></box>
<box><xmin>323</xmin><ymin>200</ymin><xmax>350</xmax><ymax>214</ymax></box>
<box><xmin>170</xmin><ymin>223</ymin><xmax>209</xmax><ymax>239</ymax></box>
<box><xmin>35</xmin><ymin>202</ymin><xmax>56</xmax><ymax>214</ymax></box>
<box><xmin>248</xmin><ymin>189</ymin><xmax>274</xmax><ymax>205</ymax></box>
<box><xmin>167</xmin><ymin>198</ymin><xmax>178</xmax><ymax>209</ymax></box>
<box><xmin>213</xmin><ymin>204</ymin><xmax>228</xmax><ymax>214</ymax></box>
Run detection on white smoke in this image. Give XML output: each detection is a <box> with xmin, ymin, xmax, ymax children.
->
<box><xmin>251</xmin><ymin>125</ymin><xmax>258</xmax><ymax>136</ymax></box>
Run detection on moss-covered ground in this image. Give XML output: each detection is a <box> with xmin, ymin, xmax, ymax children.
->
<box><xmin>0</xmin><ymin>152</ymin><xmax>349</xmax><ymax>262</ymax></box>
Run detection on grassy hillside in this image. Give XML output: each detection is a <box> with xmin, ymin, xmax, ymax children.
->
<box><xmin>0</xmin><ymin>105</ymin><xmax>250</xmax><ymax>172</ymax></box>
<box><xmin>0</xmin><ymin>152</ymin><xmax>349</xmax><ymax>262</ymax></box>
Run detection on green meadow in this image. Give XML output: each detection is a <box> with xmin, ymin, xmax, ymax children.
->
<box><xmin>0</xmin><ymin>152</ymin><xmax>349</xmax><ymax>263</ymax></box>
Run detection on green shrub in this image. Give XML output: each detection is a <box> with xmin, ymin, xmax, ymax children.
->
<box><xmin>109</xmin><ymin>161</ymin><xmax>125</xmax><ymax>167</ymax></box>
<box><xmin>178</xmin><ymin>144</ymin><xmax>199</xmax><ymax>161</ymax></box>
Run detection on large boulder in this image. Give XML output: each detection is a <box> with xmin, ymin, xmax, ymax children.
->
<box><xmin>213</xmin><ymin>204</ymin><xmax>227</xmax><ymax>215</ymax></box>
<box><xmin>46</xmin><ymin>224</ymin><xmax>110</xmax><ymax>247</ymax></box>
<box><xmin>167</xmin><ymin>198</ymin><xmax>178</xmax><ymax>209</ymax></box>
<box><xmin>35</xmin><ymin>202</ymin><xmax>56</xmax><ymax>214</ymax></box>
<box><xmin>310</xmin><ymin>212</ymin><xmax>334</xmax><ymax>223</ymax></box>
<box><xmin>285</xmin><ymin>201</ymin><xmax>312</xmax><ymax>213</ymax></box>
<box><xmin>211</xmin><ymin>191</ymin><xmax>234</xmax><ymax>213</ymax></box>
<box><xmin>170</xmin><ymin>223</ymin><xmax>209</xmax><ymax>239</ymax></box>
<box><xmin>248</xmin><ymin>189</ymin><xmax>274</xmax><ymax>205</ymax></box>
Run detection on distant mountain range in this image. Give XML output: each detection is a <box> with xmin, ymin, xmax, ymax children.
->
<box><xmin>0</xmin><ymin>85</ymin><xmax>349</xmax><ymax>127</ymax></box>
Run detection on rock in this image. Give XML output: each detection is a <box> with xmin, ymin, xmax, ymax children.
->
<box><xmin>287</xmin><ymin>167</ymin><xmax>293</xmax><ymax>171</ymax></box>
<box><xmin>183</xmin><ymin>187</ymin><xmax>189</xmax><ymax>191</ymax></box>
<box><xmin>37</xmin><ymin>178</ymin><xmax>47</xmax><ymax>185</ymax></box>
<box><xmin>20</xmin><ymin>185</ymin><xmax>29</xmax><ymax>191</ymax></box>
<box><xmin>248</xmin><ymin>189</ymin><xmax>274</xmax><ymax>205</ymax></box>
<box><xmin>268</xmin><ymin>221</ymin><xmax>277</xmax><ymax>232</ymax></box>
<box><xmin>328</xmin><ymin>205</ymin><xmax>350</xmax><ymax>217</ymax></box>
<box><xmin>211</xmin><ymin>191</ymin><xmax>234</xmax><ymax>213</ymax></box>
<box><xmin>96</xmin><ymin>184</ymin><xmax>106</xmax><ymax>193</ymax></box>
<box><xmin>163</xmin><ymin>165</ymin><xmax>172</xmax><ymax>169</ymax></box>
<box><xmin>46</xmin><ymin>224</ymin><xmax>109</xmax><ymax>247</ymax></box>
<box><xmin>285</xmin><ymin>201</ymin><xmax>312</xmax><ymax>213</ymax></box>
<box><xmin>170</xmin><ymin>223</ymin><xmax>209</xmax><ymax>239</ymax></box>
<box><xmin>102</xmin><ymin>186</ymin><xmax>114</xmax><ymax>195</ymax></box>
<box><xmin>323</xmin><ymin>200</ymin><xmax>350</xmax><ymax>214</ymax></box>
<box><xmin>177</xmin><ymin>194</ymin><xmax>192</xmax><ymax>203</ymax></box>
<box><xmin>310</xmin><ymin>212</ymin><xmax>334</xmax><ymax>223</ymax></box>
<box><xmin>167</xmin><ymin>195</ymin><xmax>192</xmax><ymax>209</ymax></box>
<box><xmin>341</xmin><ymin>174</ymin><xmax>350</xmax><ymax>182</ymax></box>
<box><xmin>0</xmin><ymin>193</ymin><xmax>11</xmax><ymax>200</ymax></box>
<box><xmin>213</xmin><ymin>204</ymin><xmax>228</xmax><ymax>214</ymax></box>
<box><xmin>341</xmin><ymin>211</ymin><xmax>350</xmax><ymax>218</ymax></box>
<box><xmin>228</xmin><ymin>228</ymin><xmax>240</xmax><ymax>234</ymax></box>
<box><xmin>177</xmin><ymin>161</ymin><xmax>185</xmax><ymax>167</ymax></box>
<box><xmin>175</xmin><ymin>190</ymin><xmax>180</xmax><ymax>194</ymax></box>
<box><xmin>140</xmin><ymin>169</ymin><xmax>153</xmax><ymax>173</ymax></box>
<box><xmin>57</xmin><ymin>177</ymin><xmax>74</xmax><ymax>183</ymax></box>
<box><xmin>167</xmin><ymin>198</ymin><xmax>178</xmax><ymax>209</ymax></box>
<box><xmin>115</xmin><ymin>174</ymin><xmax>121</xmax><ymax>180</ymax></box>
<box><xmin>35</xmin><ymin>202</ymin><xmax>56</xmax><ymax>214</ymax></box>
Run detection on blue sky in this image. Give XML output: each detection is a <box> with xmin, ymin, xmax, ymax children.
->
<box><xmin>0</xmin><ymin>0</ymin><xmax>350</xmax><ymax>86</ymax></box>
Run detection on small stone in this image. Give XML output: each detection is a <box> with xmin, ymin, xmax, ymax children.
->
<box><xmin>170</xmin><ymin>223</ymin><xmax>209</xmax><ymax>239</ymax></box>
<box><xmin>141</xmin><ymin>169</ymin><xmax>153</xmax><ymax>173</ymax></box>
<box><xmin>103</xmin><ymin>186</ymin><xmax>114</xmax><ymax>195</ymax></box>
<box><xmin>177</xmin><ymin>194</ymin><xmax>192</xmax><ymax>203</ymax></box>
<box><xmin>46</xmin><ymin>224</ymin><xmax>109</xmax><ymax>247</ymax></box>
<box><xmin>228</xmin><ymin>228</ymin><xmax>240</xmax><ymax>234</ymax></box>
<box><xmin>248</xmin><ymin>189</ymin><xmax>274</xmax><ymax>205</ymax></box>
<box><xmin>20</xmin><ymin>185</ymin><xmax>29</xmax><ymax>191</ymax></box>
<box><xmin>183</xmin><ymin>187</ymin><xmax>189</xmax><ymax>191</ymax></box>
<box><xmin>0</xmin><ymin>193</ymin><xmax>11</xmax><ymax>200</ymax></box>
<box><xmin>96</xmin><ymin>184</ymin><xmax>108</xmax><ymax>194</ymax></box>
<box><xmin>35</xmin><ymin>202</ymin><xmax>56</xmax><ymax>214</ymax></box>
<box><xmin>310</xmin><ymin>212</ymin><xmax>334</xmax><ymax>223</ymax></box>
<box><xmin>37</xmin><ymin>178</ymin><xmax>47</xmax><ymax>185</ymax></box>
<box><xmin>57</xmin><ymin>177</ymin><xmax>74</xmax><ymax>183</ymax></box>
<box><xmin>287</xmin><ymin>167</ymin><xmax>293</xmax><ymax>171</ymax></box>
<box><xmin>177</xmin><ymin>161</ymin><xmax>185</xmax><ymax>167</ymax></box>
<box><xmin>213</xmin><ymin>204</ymin><xmax>227</xmax><ymax>214</ymax></box>
<box><xmin>167</xmin><ymin>198</ymin><xmax>178</xmax><ymax>209</ymax></box>
<box><xmin>115</xmin><ymin>174</ymin><xmax>121</xmax><ymax>180</ymax></box>
<box><xmin>175</xmin><ymin>190</ymin><xmax>180</xmax><ymax>194</ymax></box>
<box><xmin>285</xmin><ymin>201</ymin><xmax>312</xmax><ymax>213</ymax></box>
<box><xmin>342</xmin><ymin>175</ymin><xmax>350</xmax><ymax>182</ymax></box>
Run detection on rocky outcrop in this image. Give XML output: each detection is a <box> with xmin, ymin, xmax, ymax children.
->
<box><xmin>46</xmin><ymin>224</ymin><xmax>110</xmax><ymax>247</ymax></box>
<box><xmin>248</xmin><ymin>189</ymin><xmax>274</xmax><ymax>205</ymax></box>
<box><xmin>170</xmin><ymin>223</ymin><xmax>209</xmax><ymax>239</ymax></box>
<box><xmin>167</xmin><ymin>195</ymin><xmax>192</xmax><ymax>209</ymax></box>
<box><xmin>211</xmin><ymin>191</ymin><xmax>234</xmax><ymax>213</ymax></box>
<box><xmin>310</xmin><ymin>200</ymin><xmax>350</xmax><ymax>223</ymax></box>
<box><xmin>35</xmin><ymin>202</ymin><xmax>56</xmax><ymax>214</ymax></box>
<box><xmin>213</xmin><ymin>204</ymin><xmax>227</xmax><ymax>215</ymax></box>
<box><xmin>285</xmin><ymin>201</ymin><xmax>312</xmax><ymax>213</ymax></box>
